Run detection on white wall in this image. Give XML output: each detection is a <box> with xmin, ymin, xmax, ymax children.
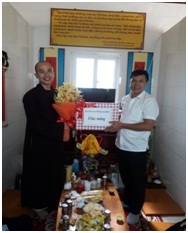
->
<box><xmin>2</xmin><ymin>3</ymin><xmax>33</xmax><ymax>191</ymax></box>
<box><xmin>153</xmin><ymin>18</ymin><xmax>186</xmax><ymax>211</ymax></box>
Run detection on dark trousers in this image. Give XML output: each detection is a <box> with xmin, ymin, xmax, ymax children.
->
<box><xmin>116</xmin><ymin>146</ymin><xmax>148</xmax><ymax>214</ymax></box>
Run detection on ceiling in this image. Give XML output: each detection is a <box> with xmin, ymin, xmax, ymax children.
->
<box><xmin>8</xmin><ymin>2</ymin><xmax>186</xmax><ymax>34</ymax></box>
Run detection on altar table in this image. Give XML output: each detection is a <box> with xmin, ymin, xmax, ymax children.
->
<box><xmin>56</xmin><ymin>182</ymin><xmax>128</xmax><ymax>231</ymax></box>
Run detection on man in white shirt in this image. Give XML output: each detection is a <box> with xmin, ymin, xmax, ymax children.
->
<box><xmin>105</xmin><ymin>69</ymin><xmax>159</xmax><ymax>225</ymax></box>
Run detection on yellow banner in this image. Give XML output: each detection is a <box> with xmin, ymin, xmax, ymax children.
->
<box><xmin>50</xmin><ymin>9</ymin><xmax>146</xmax><ymax>49</ymax></box>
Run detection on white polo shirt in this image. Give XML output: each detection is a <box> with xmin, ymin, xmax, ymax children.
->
<box><xmin>115</xmin><ymin>91</ymin><xmax>159</xmax><ymax>152</ymax></box>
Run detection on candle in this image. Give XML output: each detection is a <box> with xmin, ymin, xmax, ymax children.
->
<box><xmin>66</xmin><ymin>165</ymin><xmax>72</xmax><ymax>182</ymax></box>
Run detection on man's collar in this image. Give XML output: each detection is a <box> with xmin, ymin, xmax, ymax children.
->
<box><xmin>129</xmin><ymin>90</ymin><xmax>146</xmax><ymax>99</ymax></box>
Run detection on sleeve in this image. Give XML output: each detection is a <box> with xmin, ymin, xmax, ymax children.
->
<box><xmin>143</xmin><ymin>97</ymin><xmax>159</xmax><ymax>121</ymax></box>
<box><xmin>23</xmin><ymin>92</ymin><xmax>64</xmax><ymax>141</ymax></box>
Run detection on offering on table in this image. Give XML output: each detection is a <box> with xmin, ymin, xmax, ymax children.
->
<box><xmin>116</xmin><ymin>214</ymin><xmax>124</xmax><ymax>223</ymax></box>
<box><xmin>109</xmin><ymin>188</ymin><xmax>115</xmax><ymax>195</ymax></box>
<box><xmin>76</xmin><ymin>196</ymin><xmax>85</xmax><ymax>208</ymax></box>
<box><xmin>83</xmin><ymin>202</ymin><xmax>104</xmax><ymax>213</ymax></box>
<box><xmin>69</xmin><ymin>218</ymin><xmax>77</xmax><ymax>226</ymax></box>
<box><xmin>75</xmin><ymin>211</ymin><xmax>106</xmax><ymax>231</ymax></box>
<box><xmin>81</xmin><ymin>190</ymin><xmax>103</xmax><ymax>203</ymax></box>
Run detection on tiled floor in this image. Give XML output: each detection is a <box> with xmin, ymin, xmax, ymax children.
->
<box><xmin>118</xmin><ymin>187</ymin><xmax>186</xmax><ymax>230</ymax></box>
<box><xmin>162</xmin><ymin>215</ymin><xmax>185</xmax><ymax>223</ymax></box>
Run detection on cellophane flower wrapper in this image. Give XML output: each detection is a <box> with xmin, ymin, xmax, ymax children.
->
<box><xmin>53</xmin><ymin>82</ymin><xmax>82</xmax><ymax>141</ymax></box>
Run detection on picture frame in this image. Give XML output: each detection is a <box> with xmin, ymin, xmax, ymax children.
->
<box><xmin>39</xmin><ymin>48</ymin><xmax>65</xmax><ymax>88</ymax></box>
<box><xmin>50</xmin><ymin>9</ymin><xmax>146</xmax><ymax>49</ymax></box>
<box><xmin>126</xmin><ymin>52</ymin><xmax>153</xmax><ymax>94</ymax></box>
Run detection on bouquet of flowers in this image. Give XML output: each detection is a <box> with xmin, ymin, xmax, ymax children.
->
<box><xmin>53</xmin><ymin>82</ymin><xmax>81</xmax><ymax>141</ymax></box>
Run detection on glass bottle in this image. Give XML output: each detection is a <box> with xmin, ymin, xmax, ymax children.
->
<box><xmin>108</xmin><ymin>164</ymin><xmax>117</xmax><ymax>180</ymax></box>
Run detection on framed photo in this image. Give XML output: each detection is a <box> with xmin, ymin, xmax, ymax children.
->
<box><xmin>39</xmin><ymin>48</ymin><xmax>65</xmax><ymax>88</ymax></box>
<box><xmin>126</xmin><ymin>52</ymin><xmax>153</xmax><ymax>94</ymax></box>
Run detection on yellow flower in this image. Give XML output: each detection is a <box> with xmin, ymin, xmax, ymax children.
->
<box><xmin>54</xmin><ymin>82</ymin><xmax>81</xmax><ymax>103</ymax></box>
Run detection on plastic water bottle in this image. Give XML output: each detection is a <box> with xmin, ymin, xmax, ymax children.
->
<box><xmin>72</xmin><ymin>159</ymin><xmax>79</xmax><ymax>173</ymax></box>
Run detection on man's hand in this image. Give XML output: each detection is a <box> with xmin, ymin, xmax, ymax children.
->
<box><xmin>105</xmin><ymin>119</ymin><xmax>155</xmax><ymax>132</ymax></box>
<box><xmin>105</xmin><ymin>121</ymin><xmax>123</xmax><ymax>132</ymax></box>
